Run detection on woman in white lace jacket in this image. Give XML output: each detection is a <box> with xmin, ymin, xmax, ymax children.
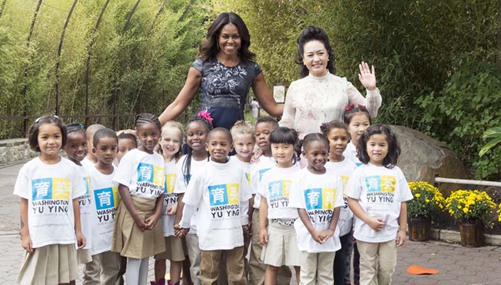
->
<box><xmin>279</xmin><ymin>26</ymin><xmax>382</xmax><ymax>139</ymax></box>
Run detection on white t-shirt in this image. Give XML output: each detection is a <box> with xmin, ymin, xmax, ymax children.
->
<box><xmin>81</xmin><ymin>156</ymin><xmax>95</xmax><ymax>169</ymax></box>
<box><xmin>289</xmin><ymin>168</ymin><xmax>344</xmax><ymax>253</ymax></box>
<box><xmin>343</xmin><ymin>142</ymin><xmax>362</xmax><ymax>167</ymax></box>
<box><xmin>76</xmin><ymin>164</ymin><xmax>92</xmax><ymax>250</ymax></box>
<box><xmin>326</xmin><ymin>159</ymin><xmax>356</xmax><ymax>236</ymax></box>
<box><xmin>181</xmin><ymin>159</ymin><xmax>252</xmax><ymax>250</ymax></box>
<box><xmin>113</xmin><ymin>149</ymin><xmax>165</xmax><ymax>199</ymax></box>
<box><xmin>258</xmin><ymin>164</ymin><xmax>301</xmax><ymax>219</ymax></box>
<box><xmin>13</xmin><ymin>157</ymin><xmax>85</xmax><ymax>248</ymax></box>
<box><xmin>161</xmin><ymin>159</ymin><xmax>179</xmax><ymax>237</ymax></box>
<box><xmin>174</xmin><ymin>155</ymin><xmax>209</xmax><ymax>235</ymax></box>
<box><xmin>87</xmin><ymin>166</ymin><xmax>119</xmax><ymax>255</ymax></box>
<box><xmin>230</xmin><ymin>156</ymin><xmax>251</xmax><ymax>186</ymax></box>
<box><xmin>345</xmin><ymin>163</ymin><xmax>413</xmax><ymax>243</ymax></box>
<box><xmin>250</xmin><ymin>156</ymin><xmax>276</xmax><ymax>209</ymax></box>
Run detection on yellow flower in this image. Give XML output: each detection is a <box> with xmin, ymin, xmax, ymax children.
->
<box><xmin>415</xmin><ymin>193</ymin><xmax>421</xmax><ymax>198</ymax></box>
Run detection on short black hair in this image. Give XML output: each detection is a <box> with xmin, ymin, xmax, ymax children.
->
<box><xmin>357</xmin><ymin>124</ymin><xmax>400</xmax><ymax>168</ymax></box>
<box><xmin>28</xmin><ymin>115</ymin><xmax>67</xmax><ymax>152</ymax></box>
<box><xmin>118</xmin><ymin>133</ymin><xmax>138</xmax><ymax>147</ymax></box>
<box><xmin>255</xmin><ymin>116</ymin><xmax>279</xmax><ymax>129</ymax></box>
<box><xmin>302</xmin><ymin>133</ymin><xmax>329</xmax><ymax>153</ymax></box>
<box><xmin>269</xmin><ymin>127</ymin><xmax>300</xmax><ymax>163</ymax></box>
<box><xmin>93</xmin><ymin>128</ymin><xmax>118</xmax><ymax>147</ymax></box>
<box><xmin>208</xmin><ymin>127</ymin><xmax>233</xmax><ymax>144</ymax></box>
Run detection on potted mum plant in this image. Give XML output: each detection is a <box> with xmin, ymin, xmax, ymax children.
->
<box><xmin>445</xmin><ymin>190</ymin><xmax>496</xmax><ymax>247</ymax></box>
<box><xmin>407</xmin><ymin>182</ymin><xmax>445</xmax><ymax>241</ymax></box>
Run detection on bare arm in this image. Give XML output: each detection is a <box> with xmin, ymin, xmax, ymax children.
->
<box><xmin>118</xmin><ymin>184</ymin><xmax>146</xmax><ymax>231</ymax></box>
<box><xmin>298</xmin><ymin>208</ymin><xmax>323</xmax><ymax>243</ymax></box>
<box><xmin>20</xmin><ymin>198</ymin><xmax>33</xmax><ymax>253</ymax></box>
<box><xmin>259</xmin><ymin>197</ymin><xmax>268</xmax><ymax>245</ymax></box>
<box><xmin>73</xmin><ymin>198</ymin><xmax>85</xmax><ymax>249</ymax></box>
<box><xmin>252</xmin><ymin>73</ymin><xmax>283</xmax><ymax>117</ymax></box>
<box><xmin>159</xmin><ymin>67</ymin><xmax>202</xmax><ymax>125</ymax></box>
<box><xmin>396</xmin><ymin>202</ymin><xmax>408</xmax><ymax>246</ymax></box>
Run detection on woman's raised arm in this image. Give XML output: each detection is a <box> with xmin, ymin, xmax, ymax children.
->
<box><xmin>252</xmin><ymin>73</ymin><xmax>283</xmax><ymax>118</ymax></box>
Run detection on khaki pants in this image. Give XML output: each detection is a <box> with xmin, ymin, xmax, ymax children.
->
<box><xmin>248</xmin><ymin>209</ymin><xmax>291</xmax><ymax>285</ymax></box>
<box><xmin>186</xmin><ymin>233</ymin><xmax>202</xmax><ymax>285</ymax></box>
<box><xmin>200</xmin><ymin>246</ymin><xmax>246</xmax><ymax>285</ymax></box>
<box><xmin>299</xmin><ymin>251</ymin><xmax>334</xmax><ymax>285</ymax></box>
<box><xmin>357</xmin><ymin>240</ymin><xmax>397</xmax><ymax>285</ymax></box>
<box><xmin>83</xmin><ymin>251</ymin><xmax>123</xmax><ymax>285</ymax></box>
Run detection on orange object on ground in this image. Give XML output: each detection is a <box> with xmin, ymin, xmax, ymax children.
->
<box><xmin>407</xmin><ymin>265</ymin><xmax>440</xmax><ymax>275</ymax></box>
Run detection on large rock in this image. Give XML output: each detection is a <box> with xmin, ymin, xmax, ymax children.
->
<box><xmin>391</xmin><ymin>125</ymin><xmax>468</xmax><ymax>196</ymax></box>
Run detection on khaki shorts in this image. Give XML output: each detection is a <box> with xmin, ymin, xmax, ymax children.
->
<box><xmin>261</xmin><ymin>221</ymin><xmax>301</xmax><ymax>267</ymax></box>
<box><xmin>154</xmin><ymin>236</ymin><xmax>185</xmax><ymax>261</ymax></box>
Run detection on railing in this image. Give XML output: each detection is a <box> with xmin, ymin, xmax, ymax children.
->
<box><xmin>434</xmin><ymin>177</ymin><xmax>501</xmax><ymax>188</ymax></box>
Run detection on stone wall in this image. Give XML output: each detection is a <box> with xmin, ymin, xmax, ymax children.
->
<box><xmin>0</xmin><ymin>139</ymin><xmax>37</xmax><ymax>165</ymax></box>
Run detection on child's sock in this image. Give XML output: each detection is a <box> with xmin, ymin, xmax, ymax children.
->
<box><xmin>139</xmin><ymin>258</ymin><xmax>149</xmax><ymax>284</ymax></box>
<box><xmin>126</xmin><ymin>258</ymin><xmax>141</xmax><ymax>284</ymax></box>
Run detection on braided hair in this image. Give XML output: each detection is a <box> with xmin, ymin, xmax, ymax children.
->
<box><xmin>182</xmin><ymin>115</ymin><xmax>213</xmax><ymax>185</ymax></box>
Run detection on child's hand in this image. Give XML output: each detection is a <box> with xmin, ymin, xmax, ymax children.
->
<box><xmin>133</xmin><ymin>214</ymin><xmax>147</xmax><ymax>231</ymax></box>
<box><xmin>21</xmin><ymin>234</ymin><xmax>33</xmax><ymax>253</ymax></box>
<box><xmin>259</xmin><ymin>229</ymin><xmax>268</xmax><ymax>246</ymax></box>
<box><xmin>76</xmin><ymin>231</ymin><xmax>86</xmax><ymax>249</ymax></box>
<box><xmin>319</xmin><ymin>229</ymin><xmax>334</xmax><ymax>243</ymax></box>
<box><xmin>167</xmin><ymin>203</ymin><xmax>177</xmax><ymax>216</ymax></box>
<box><xmin>396</xmin><ymin>229</ymin><xmax>406</xmax><ymax>246</ymax></box>
<box><xmin>251</xmin><ymin>149</ymin><xmax>263</xmax><ymax>163</ymax></box>
<box><xmin>174</xmin><ymin>224</ymin><xmax>189</xmax><ymax>237</ymax></box>
<box><xmin>310</xmin><ymin>230</ymin><xmax>324</xmax><ymax>244</ymax></box>
<box><xmin>145</xmin><ymin>213</ymin><xmax>161</xmax><ymax>230</ymax></box>
<box><xmin>367</xmin><ymin>216</ymin><xmax>385</xmax><ymax>232</ymax></box>
<box><xmin>242</xmin><ymin>225</ymin><xmax>250</xmax><ymax>237</ymax></box>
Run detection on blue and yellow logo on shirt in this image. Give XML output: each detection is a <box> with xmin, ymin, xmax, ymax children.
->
<box><xmin>137</xmin><ymin>163</ymin><xmax>164</xmax><ymax>185</ymax></box>
<box><xmin>268</xmin><ymin>180</ymin><xmax>292</xmax><ymax>198</ymax></box>
<box><xmin>94</xmin><ymin>186</ymin><xmax>119</xmax><ymax>210</ymax></box>
<box><xmin>365</xmin><ymin>175</ymin><xmax>395</xmax><ymax>193</ymax></box>
<box><xmin>164</xmin><ymin>173</ymin><xmax>176</xmax><ymax>194</ymax></box>
<box><xmin>304</xmin><ymin>188</ymin><xmax>336</xmax><ymax>210</ymax></box>
<box><xmin>245</xmin><ymin>172</ymin><xmax>251</xmax><ymax>185</ymax></box>
<box><xmin>32</xmin><ymin>178</ymin><xmax>70</xmax><ymax>200</ymax></box>
<box><xmin>208</xmin><ymin>184</ymin><xmax>240</xmax><ymax>206</ymax></box>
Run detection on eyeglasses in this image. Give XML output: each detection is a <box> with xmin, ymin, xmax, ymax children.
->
<box><xmin>34</xmin><ymin>115</ymin><xmax>61</xmax><ymax>124</ymax></box>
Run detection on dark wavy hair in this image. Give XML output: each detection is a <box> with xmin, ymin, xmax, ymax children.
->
<box><xmin>357</xmin><ymin>124</ymin><xmax>400</xmax><ymax>168</ymax></box>
<box><xmin>199</xmin><ymin>12</ymin><xmax>255</xmax><ymax>62</ymax></box>
<box><xmin>320</xmin><ymin>120</ymin><xmax>348</xmax><ymax>137</ymax></box>
<box><xmin>135</xmin><ymin>113</ymin><xmax>161</xmax><ymax>131</ymax></box>
<box><xmin>296</xmin><ymin>26</ymin><xmax>336</xmax><ymax>78</ymax></box>
<box><xmin>28</xmin><ymin>115</ymin><xmax>67</xmax><ymax>152</ymax></box>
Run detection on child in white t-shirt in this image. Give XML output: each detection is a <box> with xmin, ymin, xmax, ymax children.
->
<box><xmin>178</xmin><ymin>128</ymin><xmax>251</xmax><ymax>284</ymax></box>
<box><xmin>289</xmin><ymin>133</ymin><xmax>344</xmax><ymax>285</ymax></box>
<box><xmin>14</xmin><ymin>115</ymin><xmax>85</xmax><ymax>285</ymax></box>
<box><xmin>173</xmin><ymin>114</ymin><xmax>212</xmax><ymax>285</ymax></box>
<box><xmin>64</xmin><ymin>123</ymin><xmax>93</xmax><ymax>265</ymax></box>
<box><xmin>112</xmin><ymin>113</ymin><xmax>166</xmax><ymax>285</ymax></box>
<box><xmin>343</xmin><ymin>104</ymin><xmax>372</xmax><ymax>285</ymax></box>
<box><xmin>258</xmin><ymin>127</ymin><xmax>302</xmax><ymax>284</ymax></box>
<box><xmin>85</xmin><ymin>128</ymin><xmax>123</xmax><ymax>284</ymax></box>
<box><xmin>152</xmin><ymin>121</ymin><xmax>185</xmax><ymax>285</ymax></box>
<box><xmin>229</xmin><ymin>120</ymin><xmax>255</xmax><ymax>279</ymax></box>
<box><xmin>346</xmin><ymin>125</ymin><xmax>413</xmax><ymax>285</ymax></box>
<box><xmin>81</xmin><ymin>124</ymin><xmax>105</xmax><ymax>168</ymax></box>
<box><xmin>249</xmin><ymin>117</ymin><xmax>293</xmax><ymax>285</ymax></box>
<box><xmin>321</xmin><ymin>120</ymin><xmax>357</xmax><ymax>285</ymax></box>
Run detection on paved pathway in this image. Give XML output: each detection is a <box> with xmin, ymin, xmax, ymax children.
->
<box><xmin>1</xmin><ymin>163</ymin><xmax>500</xmax><ymax>284</ymax></box>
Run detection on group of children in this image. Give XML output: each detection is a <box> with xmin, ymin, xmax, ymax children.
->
<box><xmin>14</xmin><ymin>106</ymin><xmax>412</xmax><ymax>285</ymax></box>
